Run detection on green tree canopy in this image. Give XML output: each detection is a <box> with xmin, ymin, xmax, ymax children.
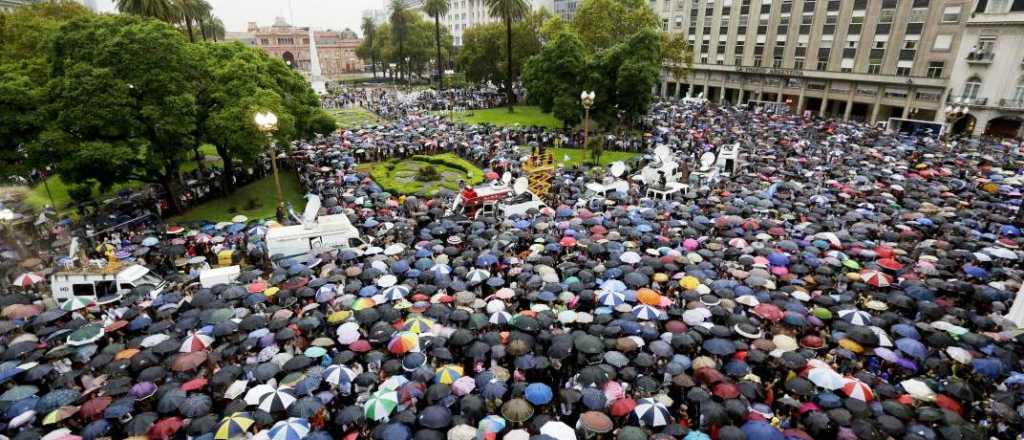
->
<box><xmin>456</xmin><ymin>10</ymin><xmax>546</xmax><ymax>85</ymax></box>
<box><xmin>522</xmin><ymin>30</ymin><xmax>587</xmax><ymax>127</ymax></box>
<box><xmin>570</xmin><ymin>0</ymin><xmax>658</xmax><ymax>52</ymax></box>
<box><xmin>36</xmin><ymin>14</ymin><xmax>199</xmax><ymax>211</ymax></box>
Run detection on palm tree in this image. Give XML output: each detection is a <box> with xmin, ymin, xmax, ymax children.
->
<box><xmin>424</xmin><ymin>0</ymin><xmax>450</xmax><ymax>90</ymax></box>
<box><xmin>201</xmin><ymin>15</ymin><xmax>225</xmax><ymax>42</ymax></box>
<box><xmin>174</xmin><ymin>0</ymin><xmax>211</xmax><ymax>42</ymax></box>
<box><xmin>484</xmin><ymin>0</ymin><xmax>529</xmax><ymax>112</ymax></box>
<box><xmin>116</xmin><ymin>0</ymin><xmax>177</xmax><ymax>22</ymax></box>
<box><xmin>389</xmin><ymin>0</ymin><xmax>409</xmax><ymax>82</ymax></box>
<box><xmin>361</xmin><ymin>17</ymin><xmax>378</xmax><ymax>79</ymax></box>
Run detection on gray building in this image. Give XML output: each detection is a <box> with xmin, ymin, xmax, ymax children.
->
<box><xmin>0</xmin><ymin>0</ymin><xmax>37</xmax><ymax>12</ymax></box>
<box><xmin>656</xmin><ymin>0</ymin><xmax>970</xmax><ymax>124</ymax></box>
<box><xmin>941</xmin><ymin>0</ymin><xmax>1024</xmax><ymax>136</ymax></box>
<box><xmin>554</xmin><ymin>0</ymin><xmax>579</xmax><ymax>20</ymax></box>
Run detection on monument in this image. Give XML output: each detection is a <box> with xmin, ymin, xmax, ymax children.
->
<box><xmin>307</xmin><ymin>27</ymin><xmax>327</xmax><ymax>95</ymax></box>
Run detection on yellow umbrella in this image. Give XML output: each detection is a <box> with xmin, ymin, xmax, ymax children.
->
<box><xmin>327</xmin><ymin>311</ymin><xmax>351</xmax><ymax>324</ymax></box>
<box><xmin>838</xmin><ymin>338</ymin><xmax>864</xmax><ymax>353</ymax></box>
<box><xmin>264</xmin><ymin>287</ymin><xmax>280</xmax><ymax>297</ymax></box>
<box><xmin>653</xmin><ymin>273</ymin><xmax>669</xmax><ymax>283</ymax></box>
<box><xmin>679</xmin><ymin>276</ymin><xmax>700</xmax><ymax>290</ymax></box>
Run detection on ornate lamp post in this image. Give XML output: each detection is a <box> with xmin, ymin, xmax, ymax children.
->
<box><xmin>254</xmin><ymin>111</ymin><xmax>286</xmax><ymax>221</ymax></box>
<box><xmin>580</xmin><ymin>90</ymin><xmax>596</xmax><ymax>147</ymax></box>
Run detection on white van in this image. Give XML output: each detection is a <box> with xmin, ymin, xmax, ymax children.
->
<box><xmin>200</xmin><ymin>265</ymin><xmax>241</xmax><ymax>288</ymax></box>
<box><xmin>266</xmin><ymin>213</ymin><xmax>368</xmax><ymax>259</ymax></box>
<box><xmin>50</xmin><ymin>264</ymin><xmax>165</xmax><ymax>305</ymax></box>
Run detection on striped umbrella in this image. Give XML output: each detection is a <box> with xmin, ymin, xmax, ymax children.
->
<box><xmin>323</xmin><ymin>365</ymin><xmax>357</xmax><ymax>387</ymax></box>
<box><xmin>466</xmin><ymin>269</ymin><xmax>490</xmax><ymax>285</ymax></box>
<box><xmin>60</xmin><ymin>296</ymin><xmax>92</xmax><ymax>312</ymax></box>
<box><xmin>631</xmin><ymin>304</ymin><xmax>664</xmax><ymax>321</ymax></box>
<box><xmin>180</xmin><ymin>332</ymin><xmax>214</xmax><ymax>353</ymax></box>
<box><xmin>597</xmin><ymin>290</ymin><xmax>625</xmax><ymax>307</ymax></box>
<box><xmin>402</xmin><ymin>315</ymin><xmax>435</xmax><ymax>334</ymax></box>
<box><xmin>12</xmin><ymin>273</ymin><xmax>43</xmax><ymax>288</ymax></box>
<box><xmin>67</xmin><ymin>323</ymin><xmax>104</xmax><ymax>346</ymax></box>
<box><xmin>268</xmin><ymin>417</ymin><xmax>310</xmax><ymax>440</ymax></box>
<box><xmin>840</xmin><ymin>377</ymin><xmax>874</xmax><ymax>401</ymax></box>
<box><xmin>245</xmin><ymin>384</ymin><xmax>296</xmax><ymax>413</ymax></box>
<box><xmin>382</xmin><ymin>285</ymin><xmax>410</xmax><ymax>301</ymax></box>
<box><xmin>859</xmin><ymin>269</ymin><xmax>892</xmax><ymax>287</ymax></box>
<box><xmin>837</xmin><ymin>309</ymin><xmax>872</xmax><ymax>326</ymax></box>
<box><xmin>365</xmin><ymin>390</ymin><xmax>398</xmax><ymax>421</ymax></box>
<box><xmin>489</xmin><ymin>311</ymin><xmax>512</xmax><ymax>325</ymax></box>
<box><xmin>388</xmin><ymin>332</ymin><xmax>419</xmax><ymax>354</ymax></box>
<box><xmin>633</xmin><ymin>398</ymin><xmax>671</xmax><ymax>427</ymax></box>
<box><xmin>215</xmin><ymin>412</ymin><xmax>255</xmax><ymax>440</ymax></box>
<box><xmin>435</xmin><ymin>365</ymin><xmax>464</xmax><ymax>384</ymax></box>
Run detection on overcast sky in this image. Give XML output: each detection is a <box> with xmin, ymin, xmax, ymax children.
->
<box><xmin>93</xmin><ymin>0</ymin><xmax>383</xmax><ymax>34</ymax></box>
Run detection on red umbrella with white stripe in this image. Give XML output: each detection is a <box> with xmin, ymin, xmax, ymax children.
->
<box><xmin>840</xmin><ymin>377</ymin><xmax>874</xmax><ymax>401</ymax></box>
<box><xmin>859</xmin><ymin>269</ymin><xmax>892</xmax><ymax>288</ymax></box>
<box><xmin>12</xmin><ymin>273</ymin><xmax>43</xmax><ymax>288</ymax></box>
<box><xmin>180</xmin><ymin>332</ymin><xmax>214</xmax><ymax>353</ymax></box>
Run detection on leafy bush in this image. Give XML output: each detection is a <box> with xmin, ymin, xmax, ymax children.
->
<box><xmin>416</xmin><ymin>165</ymin><xmax>440</xmax><ymax>182</ymax></box>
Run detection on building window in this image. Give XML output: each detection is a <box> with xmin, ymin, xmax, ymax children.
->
<box><xmin>943</xmin><ymin>6</ymin><xmax>962</xmax><ymax>22</ymax></box>
<box><xmin>1012</xmin><ymin>79</ymin><xmax>1024</xmax><ymax>102</ymax></box>
<box><xmin>817</xmin><ymin>58</ymin><xmax>828</xmax><ymax>70</ymax></box>
<box><xmin>874</xmin><ymin>40</ymin><xmax>886</xmax><ymax>49</ymax></box>
<box><xmin>754</xmin><ymin>55</ymin><xmax>763</xmax><ymax>66</ymax></box>
<box><xmin>904</xmin><ymin>40</ymin><xmax>917</xmax><ymax>50</ymax></box>
<box><xmin>735</xmin><ymin>55</ymin><xmax>744</xmax><ymax>65</ymax></box>
<box><xmin>773</xmin><ymin>57</ymin><xmax>783</xmax><ymax>67</ymax></box>
<box><xmin>978</xmin><ymin>37</ymin><xmax>997</xmax><ymax>53</ymax></box>
<box><xmin>987</xmin><ymin>0</ymin><xmax>1012</xmax><ymax>14</ymax></box>
<box><xmin>868</xmin><ymin>61</ymin><xmax>881</xmax><ymax>74</ymax></box>
<box><xmin>277</xmin><ymin>38</ymin><xmax>294</xmax><ymax>45</ymax></box>
<box><xmin>260</xmin><ymin>38</ymin><xmax>270</xmax><ymax>45</ymax></box>
<box><xmin>794</xmin><ymin>57</ymin><xmax>805</xmax><ymax>69</ymax></box>
<box><xmin>896</xmin><ymin>66</ymin><xmax>911</xmax><ymax>76</ymax></box>
<box><xmin>963</xmin><ymin>77</ymin><xmax>982</xmax><ymax>99</ymax></box>
<box><xmin>927</xmin><ymin>61</ymin><xmax>944</xmax><ymax>78</ymax></box>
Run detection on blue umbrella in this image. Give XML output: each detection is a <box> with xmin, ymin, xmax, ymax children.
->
<box><xmin>476</xmin><ymin>254</ymin><xmax>499</xmax><ymax>266</ymax></box>
<box><xmin>581</xmin><ymin>387</ymin><xmax>606</xmax><ymax>410</ymax></box>
<box><xmin>390</xmin><ymin>260</ymin><xmax>410</xmax><ymax>274</ymax></box>
<box><xmin>524</xmin><ymin>383</ymin><xmax>553</xmax><ymax>405</ymax></box>
<box><xmin>723</xmin><ymin>360</ymin><xmax>749</xmax><ymax>377</ymax></box>
<box><xmin>359</xmin><ymin>286</ymin><xmax>378</xmax><ymax>297</ymax></box>
<box><xmin>415</xmin><ymin>258</ymin><xmax>435</xmax><ymax>271</ymax></box>
<box><xmin>481</xmin><ymin>381</ymin><xmax>507</xmax><ymax>399</ymax></box>
<box><xmin>226</xmin><ymin>224</ymin><xmax>245</xmax><ymax>234</ymax></box>
<box><xmin>378</xmin><ymin>422</ymin><xmax>411</xmax><ymax>440</ymax></box>
<box><xmin>104</xmin><ymin>400</ymin><xmax>134</xmax><ymax>419</ymax></box>
<box><xmin>741</xmin><ymin>420</ymin><xmax>784</xmax><ymax>440</ymax></box>
<box><xmin>703</xmin><ymin>338</ymin><xmax>737</xmax><ymax>356</ymax></box>
<box><xmin>963</xmin><ymin>265</ymin><xmax>988</xmax><ymax>279</ymax></box>
<box><xmin>4</xmin><ymin>397</ymin><xmax>37</xmax><ymax>420</ymax></box>
<box><xmin>556</xmin><ymin>207</ymin><xmax>573</xmax><ymax>217</ymax></box>
<box><xmin>684</xmin><ymin>431</ymin><xmax>711</xmax><ymax>440</ymax></box>
<box><xmin>972</xmin><ymin>358</ymin><xmax>1005</xmax><ymax>379</ymax></box>
<box><xmin>1001</xmin><ymin>224</ymin><xmax>1020</xmax><ymax>236</ymax></box>
<box><xmin>82</xmin><ymin>419</ymin><xmax>112</xmax><ymax>440</ymax></box>
<box><xmin>514</xmin><ymin>219</ymin><xmax>531</xmax><ymax>229</ymax></box>
<box><xmin>895</xmin><ymin>338</ymin><xmax>927</xmax><ymax>360</ymax></box>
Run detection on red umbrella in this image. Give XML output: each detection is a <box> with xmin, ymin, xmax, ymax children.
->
<box><xmin>560</xmin><ymin>237</ymin><xmax>577</xmax><ymax>247</ymax></box>
<box><xmin>170</xmin><ymin>351</ymin><xmax>208</xmax><ymax>372</ymax></box>
<box><xmin>180</xmin><ymin>377</ymin><xmax>208</xmax><ymax>392</ymax></box>
<box><xmin>149</xmin><ymin>417</ymin><xmax>184</xmax><ymax>440</ymax></box>
<box><xmin>80</xmin><ymin>395</ymin><xmax>112</xmax><ymax>420</ymax></box>
<box><xmin>105</xmin><ymin>320</ymin><xmax>128</xmax><ymax>333</ymax></box>
<box><xmin>609</xmin><ymin>398</ymin><xmax>636</xmax><ymax>417</ymax></box>
<box><xmin>875</xmin><ymin>246</ymin><xmax>895</xmax><ymax>259</ymax></box>
<box><xmin>876</xmin><ymin>258</ymin><xmax>903</xmax><ymax>271</ymax></box>
<box><xmin>860</xmin><ymin>270</ymin><xmax>893</xmax><ymax>288</ymax></box>
<box><xmin>753</xmin><ymin>303</ymin><xmax>783</xmax><ymax>321</ymax></box>
<box><xmin>934</xmin><ymin>394</ymin><xmax>962</xmax><ymax>414</ymax></box>
<box><xmin>695</xmin><ymin>367</ymin><xmax>726</xmax><ymax>385</ymax></box>
<box><xmin>713</xmin><ymin>382</ymin><xmax>740</xmax><ymax>399</ymax></box>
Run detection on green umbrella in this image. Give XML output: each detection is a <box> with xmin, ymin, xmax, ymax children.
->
<box><xmin>203</xmin><ymin>308</ymin><xmax>235</xmax><ymax>324</ymax></box>
<box><xmin>812</xmin><ymin>307</ymin><xmax>833</xmax><ymax>320</ymax></box>
<box><xmin>60</xmin><ymin>296</ymin><xmax>91</xmax><ymax>312</ymax></box>
<box><xmin>0</xmin><ymin>385</ymin><xmax>38</xmax><ymax>401</ymax></box>
<box><xmin>842</xmin><ymin>259</ymin><xmax>861</xmax><ymax>270</ymax></box>
<box><xmin>67</xmin><ymin>323</ymin><xmax>105</xmax><ymax>347</ymax></box>
<box><xmin>365</xmin><ymin>390</ymin><xmax>398</xmax><ymax>421</ymax></box>
<box><xmin>303</xmin><ymin>347</ymin><xmax>327</xmax><ymax>358</ymax></box>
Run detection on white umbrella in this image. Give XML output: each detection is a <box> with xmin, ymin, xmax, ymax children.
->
<box><xmin>336</xmin><ymin>322</ymin><xmax>361</xmax><ymax>344</ymax></box>
<box><xmin>225</xmin><ymin>379</ymin><xmax>249</xmax><ymax>400</ymax></box>
<box><xmin>900</xmin><ymin>379</ymin><xmax>936</xmax><ymax>401</ymax></box>
<box><xmin>140</xmin><ymin>334</ymin><xmax>170</xmax><ymax>348</ymax></box>
<box><xmin>540</xmin><ymin>421</ymin><xmax>576</xmax><ymax>440</ymax></box>
<box><xmin>377</xmin><ymin>274</ymin><xmax>397</xmax><ymax>288</ymax></box>
<box><xmin>384</xmin><ymin>244</ymin><xmax>405</xmax><ymax>256</ymax></box>
<box><xmin>466</xmin><ymin>269</ymin><xmax>490</xmax><ymax>285</ymax></box>
<box><xmin>619</xmin><ymin>251</ymin><xmax>641</xmax><ymax>264</ymax></box>
<box><xmin>447</xmin><ymin>424</ymin><xmax>477</xmax><ymax>440</ymax></box>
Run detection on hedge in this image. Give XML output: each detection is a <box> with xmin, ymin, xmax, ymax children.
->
<box><xmin>368</xmin><ymin>153</ymin><xmax>484</xmax><ymax>195</ymax></box>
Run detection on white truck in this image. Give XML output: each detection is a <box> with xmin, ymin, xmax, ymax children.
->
<box><xmin>199</xmin><ymin>265</ymin><xmax>241</xmax><ymax>288</ymax></box>
<box><xmin>446</xmin><ymin>177</ymin><xmax>548</xmax><ymax>220</ymax></box>
<box><xmin>50</xmin><ymin>263</ymin><xmax>165</xmax><ymax>305</ymax></box>
<box><xmin>265</xmin><ymin>195</ymin><xmax>369</xmax><ymax>259</ymax></box>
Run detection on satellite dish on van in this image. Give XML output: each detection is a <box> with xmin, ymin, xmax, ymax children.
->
<box><xmin>502</xmin><ymin>172</ymin><xmax>512</xmax><ymax>185</ymax></box>
<box><xmin>513</xmin><ymin>177</ymin><xmax>528</xmax><ymax>195</ymax></box>
<box><xmin>610</xmin><ymin>162</ymin><xmax>626</xmax><ymax>178</ymax></box>
<box><xmin>700</xmin><ymin>152</ymin><xmax>716</xmax><ymax>170</ymax></box>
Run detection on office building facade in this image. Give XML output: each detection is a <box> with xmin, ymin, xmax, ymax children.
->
<box><xmin>436</xmin><ymin>0</ymin><xmax>553</xmax><ymax>46</ymax></box>
<box><xmin>941</xmin><ymin>0</ymin><xmax>1024</xmax><ymax>137</ymax></box>
<box><xmin>655</xmin><ymin>0</ymin><xmax>969</xmax><ymax>125</ymax></box>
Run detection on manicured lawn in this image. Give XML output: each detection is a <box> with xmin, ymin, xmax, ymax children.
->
<box><xmin>330</xmin><ymin>107</ymin><xmax>382</xmax><ymax>129</ymax></box>
<box><xmin>369</xmin><ymin>153</ymin><xmax>483</xmax><ymax>196</ymax></box>
<box><xmin>518</xmin><ymin>146</ymin><xmax>640</xmax><ymax>167</ymax></box>
<box><xmin>170</xmin><ymin>172</ymin><xmax>306</xmax><ymax>223</ymax></box>
<box><xmin>25</xmin><ymin>144</ymin><xmax>223</xmax><ymax>211</ymax></box>
<box><xmin>450</xmin><ymin>106</ymin><xmax>562</xmax><ymax>129</ymax></box>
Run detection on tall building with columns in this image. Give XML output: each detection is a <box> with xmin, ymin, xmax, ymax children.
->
<box><xmin>655</xmin><ymin>0</ymin><xmax>969</xmax><ymax>125</ymax></box>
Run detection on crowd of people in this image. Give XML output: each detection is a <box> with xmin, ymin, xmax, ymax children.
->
<box><xmin>1</xmin><ymin>87</ymin><xmax>1024</xmax><ymax>440</ymax></box>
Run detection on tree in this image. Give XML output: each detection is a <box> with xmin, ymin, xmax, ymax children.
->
<box><xmin>522</xmin><ymin>30</ymin><xmax>586</xmax><ymax>127</ymax></box>
<box><xmin>115</xmin><ymin>0</ymin><xmax>176</xmax><ymax>22</ymax></box>
<box><xmin>424</xmin><ymin>0</ymin><xmax>450</xmax><ymax>90</ymax></box>
<box><xmin>36</xmin><ymin>14</ymin><xmax>199</xmax><ymax>213</ymax></box>
<box><xmin>484</xmin><ymin>0</ymin><xmax>530</xmax><ymax>112</ymax></box>
<box><xmin>202</xmin><ymin>14</ymin><xmax>225</xmax><ymax>41</ymax></box>
<box><xmin>193</xmin><ymin>42</ymin><xmax>334</xmax><ymax>195</ymax></box>
<box><xmin>0</xmin><ymin>0</ymin><xmax>91</xmax><ymax>181</ymax></box>
<box><xmin>584</xmin><ymin>29</ymin><xmax>662</xmax><ymax>127</ymax></box>
<box><xmin>389</xmin><ymin>0</ymin><xmax>409</xmax><ymax>82</ymax></box>
<box><xmin>174</xmin><ymin>0</ymin><xmax>211</xmax><ymax>42</ymax></box>
<box><xmin>358</xmin><ymin>17</ymin><xmax>379</xmax><ymax>79</ymax></box>
<box><xmin>570</xmin><ymin>0</ymin><xmax>658</xmax><ymax>52</ymax></box>
<box><xmin>456</xmin><ymin>10</ymin><xmax>545</xmax><ymax>85</ymax></box>
<box><xmin>586</xmin><ymin>136</ymin><xmax>603</xmax><ymax>166</ymax></box>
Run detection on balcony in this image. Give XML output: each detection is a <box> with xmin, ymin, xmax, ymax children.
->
<box><xmin>959</xmin><ymin>97</ymin><xmax>988</xmax><ymax>106</ymax></box>
<box><xmin>966</xmin><ymin>52</ymin><xmax>995</xmax><ymax>64</ymax></box>
<box><xmin>999</xmin><ymin>98</ymin><xmax>1024</xmax><ymax>109</ymax></box>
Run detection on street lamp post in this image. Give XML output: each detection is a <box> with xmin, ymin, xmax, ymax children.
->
<box><xmin>254</xmin><ymin>111</ymin><xmax>285</xmax><ymax>222</ymax></box>
<box><xmin>580</xmin><ymin>90</ymin><xmax>596</xmax><ymax>147</ymax></box>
